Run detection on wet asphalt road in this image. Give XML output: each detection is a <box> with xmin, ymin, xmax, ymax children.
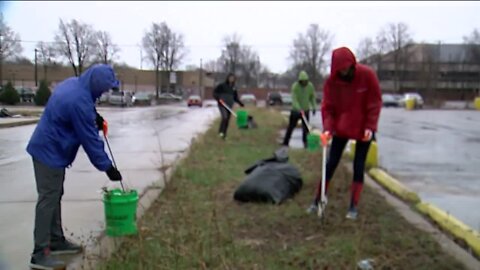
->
<box><xmin>0</xmin><ymin>104</ymin><xmax>217</xmax><ymax>269</ymax></box>
<box><xmin>377</xmin><ymin>108</ymin><xmax>480</xmax><ymax>230</ymax></box>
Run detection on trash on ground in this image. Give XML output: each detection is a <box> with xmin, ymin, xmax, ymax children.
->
<box><xmin>357</xmin><ymin>258</ymin><xmax>375</xmax><ymax>270</ymax></box>
<box><xmin>233</xmin><ymin>147</ymin><xmax>303</xmax><ymax>204</ymax></box>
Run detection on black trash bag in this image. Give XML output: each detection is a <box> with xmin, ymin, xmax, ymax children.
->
<box><xmin>233</xmin><ymin>148</ymin><xmax>303</xmax><ymax>204</ymax></box>
<box><xmin>0</xmin><ymin>108</ymin><xmax>12</xmax><ymax>118</ymax></box>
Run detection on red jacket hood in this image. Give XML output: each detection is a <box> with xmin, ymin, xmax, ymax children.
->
<box><xmin>330</xmin><ymin>47</ymin><xmax>357</xmax><ymax>76</ymax></box>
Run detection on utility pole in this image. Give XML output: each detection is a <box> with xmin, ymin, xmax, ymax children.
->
<box><xmin>34</xmin><ymin>48</ymin><xmax>38</xmax><ymax>87</ymax></box>
<box><xmin>199</xmin><ymin>58</ymin><xmax>203</xmax><ymax>99</ymax></box>
<box><xmin>0</xmin><ymin>33</ymin><xmax>3</xmax><ymax>87</ymax></box>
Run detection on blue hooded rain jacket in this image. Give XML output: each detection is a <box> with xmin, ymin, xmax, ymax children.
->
<box><xmin>27</xmin><ymin>64</ymin><xmax>119</xmax><ymax>171</ymax></box>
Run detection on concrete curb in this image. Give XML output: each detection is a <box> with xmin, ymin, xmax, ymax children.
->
<box><xmin>416</xmin><ymin>202</ymin><xmax>480</xmax><ymax>258</ymax></box>
<box><xmin>0</xmin><ymin>118</ymin><xmax>39</xmax><ymax>128</ymax></box>
<box><xmin>368</xmin><ymin>168</ymin><xmax>421</xmax><ymax>204</ymax></box>
<box><xmin>367</xmin><ymin>167</ymin><xmax>480</xmax><ymax>258</ymax></box>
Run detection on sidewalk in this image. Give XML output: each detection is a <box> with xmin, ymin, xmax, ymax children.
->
<box><xmin>0</xmin><ymin>117</ymin><xmax>40</xmax><ymax>128</ymax></box>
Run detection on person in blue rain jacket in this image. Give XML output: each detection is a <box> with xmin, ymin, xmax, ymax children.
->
<box><xmin>26</xmin><ymin>64</ymin><xmax>123</xmax><ymax>269</ymax></box>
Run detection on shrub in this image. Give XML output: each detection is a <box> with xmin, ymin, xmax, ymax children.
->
<box><xmin>0</xmin><ymin>81</ymin><xmax>20</xmax><ymax>105</ymax></box>
<box><xmin>34</xmin><ymin>80</ymin><xmax>51</xmax><ymax>106</ymax></box>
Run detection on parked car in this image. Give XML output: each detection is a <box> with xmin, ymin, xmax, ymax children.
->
<box><xmin>159</xmin><ymin>93</ymin><xmax>182</xmax><ymax>102</ymax></box>
<box><xmin>240</xmin><ymin>94</ymin><xmax>257</xmax><ymax>106</ymax></box>
<box><xmin>281</xmin><ymin>93</ymin><xmax>292</xmax><ymax>105</ymax></box>
<box><xmin>187</xmin><ymin>95</ymin><xmax>203</xmax><ymax>107</ymax></box>
<box><xmin>108</xmin><ymin>90</ymin><xmax>134</xmax><ymax>107</ymax></box>
<box><xmin>268</xmin><ymin>92</ymin><xmax>292</xmax><ymax>106</ymax></box>
<box><xmin>133</xmin><ymin>92</ymin><xmax>152</xmax><ymax>106</ymax></box>
<box><xmin>382</xmin><ymin>94</ymin><xmax>401</xmax><ymax>107</ymax></box>
<box><xmin>16</xmin><ymin>87</ymin><xmax>35</xmax><ymax>103</ymax></box>
<box><xmin>98</xmin><ymin>91</ymin><xmax>110</xmax><ymax>104</ymax></box>
<box><xmin>401</xmin><ymin>92</ymin><xmax>424</xmax><ymax>109</ymax></box>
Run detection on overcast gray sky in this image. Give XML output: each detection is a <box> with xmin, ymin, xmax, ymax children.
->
<box><xmin>3</xmin><ymin>1</ymin><xmax>480</xmax><ymax>73</ymax></box>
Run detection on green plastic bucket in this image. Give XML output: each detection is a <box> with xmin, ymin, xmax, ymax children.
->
<box><xmin>103</xmin><ymin>188</ymin><xmax>139</xmax><ymax>237</ymax></box>
<box><xmin>236</xmin><ymin>110</ymin><xmax>248</xmax><ymax>128</ymax></box>
<box><xmin>307</xmin><ymin>134</ymin><xmax>320</xmax><ymax>151</ymax></box>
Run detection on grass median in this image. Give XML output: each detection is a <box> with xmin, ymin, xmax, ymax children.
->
<box><xmin>100</xmin><ymin>108</ymin><xmax>465</xmax><ymax>269</ymax></box>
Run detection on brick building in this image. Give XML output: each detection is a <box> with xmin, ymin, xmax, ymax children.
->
<box><xmin>362</xmin><ymin>43</ymin><xmax>480</xmax><ymax>101</ymax></box>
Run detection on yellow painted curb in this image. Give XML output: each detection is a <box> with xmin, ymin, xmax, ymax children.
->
<box><xmin>368</xmin><ymin>168</ymin><xmax>421</xmax><ymax>203</ymax></box>
<box><xmin>416</xmin><ymin>202</ymin><xmax>480</xmax><ymax>257</ymax></box>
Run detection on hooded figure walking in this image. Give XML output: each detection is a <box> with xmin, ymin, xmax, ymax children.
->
<box><xmin>26</xmin><ymin>64</ymin><xmax>123</xmax><ymax>269</ymax></box>
<box><xmin>307</xmin><ymin>47</ymin><xmax>382</xmax><ymax>220</ymax></box>
<box><xmin>282</xmin><ymin>71</ymin><xmax>317</xmax><ymax>148</ymax></box>
<box><xmin>213</xmin><ymin>73</ymin><xmax>244</xmax><ymax>139</ymax></box>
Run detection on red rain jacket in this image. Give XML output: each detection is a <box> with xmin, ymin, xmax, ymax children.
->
<box><xmin>321</xmin><ymin>47</ymin><xmax>382</xmax><ymax>140</ymax></box>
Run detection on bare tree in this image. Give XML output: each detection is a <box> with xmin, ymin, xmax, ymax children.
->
<box><xmin>54</xmin><ymin>19</ymin><xmax>96</xmax><ymax>76</ymax></box>
<box><xmin>356</xmin><ymin>37</ymin><xmax>377</xmax><ymax>63</ymax></box>
<box><xmin>36</xmin><ymin>41</ymin><xmax>56</xmax><ymax>81</ymax></box>
<box><xmin>94</xmin><ymin>31</ymin><xmax>120</xmax><ymax>65</ymax></box>
<box><xmin>377</xmin><ymin>22</ymin><xmax>413</xmax><ymax>91</ymax></box>
<box><xmin>0</xmin><ymin>13</ymin><xmax>23</xmax><ymax>85</ymax></box>
<box><xmin>142</xmin><ymin>22</ymin><xmax>186</xmax><ymax>97</ymax></box>
<box><xmin>240</xmin><ymin>46</ymin><xmax>261</xmax><ymax>88</ymax></box>
<box><xmin>219</xmin><ymin>33</ymin><xmax>243</xmax><ymax>74</ymax></box>
<box><xmin>288</xmin><ymin>24</ymin><xmax>333</xmax><ymax>86</ymax></box>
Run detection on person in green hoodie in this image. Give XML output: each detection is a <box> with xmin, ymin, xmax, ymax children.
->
<box><xmin>282</xmin><ymin>71</ymin><xmax>317</xmax><ymax>148</ymax></box>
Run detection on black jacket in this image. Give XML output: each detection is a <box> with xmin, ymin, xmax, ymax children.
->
<box><xmin>213</xmin><ymin>81</ymin><xmax>243</xmax><ymax>107</ymax></box>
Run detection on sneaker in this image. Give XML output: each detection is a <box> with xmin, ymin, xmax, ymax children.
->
<box><xmin>30</xmin><ymin>249</ymin><xmax>66</xmax><ymax>270</ymax></box>
<box><xmin>219</xmin><ymin>133</ymin><xmax>225</xmax><ymax>139</ymax></box>
<box><xmin>346</xmin><ymin>207</ymin><xmax>358</xmax><ymax>220</ymax></box>
<box><xmin>50</xmin><ymin>239</ymin><xmax>83</xmax><ymax>255</ymax></box>
<box><xmin>306</xmin><ymin>203</ymin><xmax>318</xmax><ymax>214</ymax></box>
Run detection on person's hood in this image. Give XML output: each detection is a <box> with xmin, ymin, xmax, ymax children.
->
<box><xmin>298</xmin><ymin>71</ymin><xmax>309</xmax><ymax>81</ymax></box>
<box><xmin>78</xmin><ymin>64</ymin><xmax>119</xmax><ymax>100</ymax></box>
<box><xmin>224</xmin><ymin>72</ymin><xmax>236</xmax><ymax>85</ymax></box>
<box><xmin>330</xmin><ymin>47</ymin><xmax>357</xmax><ymax>76</ymax></box>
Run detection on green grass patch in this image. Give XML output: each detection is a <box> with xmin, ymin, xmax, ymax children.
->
<box><xmin>100</xmin><ymin>108</ymin><xmax>465</xmax><ymax>270</ymax></box>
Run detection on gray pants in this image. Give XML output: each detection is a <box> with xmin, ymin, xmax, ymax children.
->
<box><xmin>33</xmin><ymin>159</ymin><xmax>66</xmax><ymax>254</ymax></box>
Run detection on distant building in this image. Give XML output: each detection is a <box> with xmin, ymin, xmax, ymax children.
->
<box><xmin>0</xmin><ymin>63</ymin><xmax>215</xmax><ymax>97</ymax></box>
<box><xmin>361</xmin><ymin>43</ymin><xmax>480</xmax><ymax>101</ymax></box>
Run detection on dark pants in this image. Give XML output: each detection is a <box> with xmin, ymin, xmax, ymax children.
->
<box><xmin>314</xmin><ymin>136</ymin><xmax>372</xmax><ymax>205</ymax></box>
<box><xmin>218</xmin><ymin>104</ymin><xmax>232</xmax><ymax>136</ymax></box>
<box><xmin>326</xmin><ymin>136</ymin><xmax>372</xmax><ymax>183</ymax></box>
<box><xmin>283</xmin><ymin>110</ymin><xmax>310</xmax><ymax>147</ymax></box>
<box><xmin>33</xmin><ymin>159</ymin><xmax>66</xmax><ymax>254</ymax></box>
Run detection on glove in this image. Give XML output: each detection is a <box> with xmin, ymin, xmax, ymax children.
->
<box><xmin>320</xmin><ymin>131</ymin><xmax>332</xmax><ymax>146</ymax></box>
<box><xmin>362</xmin><ymin>129</ymin><xmax>373</xmax><ymax>142</ymax></box>
<box><xmin>239</xmin><ymin>102</ymin><xmax>245</xmax><ymax>107</ymax></box>
<box><xmin>95</xmin><ymin>112</ymin><xmax>104</xmax><ymax>131</ymax></box>
<box><xmin>106</xmin><ymin>166</ymin><xmax>122</xmax><ymax>181</ymax></box>
<box><xmin>96</xmin><ymin>112</ymin><xmax>108</xmax><ymax>136</ymax></box>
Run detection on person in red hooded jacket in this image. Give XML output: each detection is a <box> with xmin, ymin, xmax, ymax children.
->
<box><xmin>307</xmin><ymin>47</ymin><xmax>382</xmax><ymax>220</ymax></box>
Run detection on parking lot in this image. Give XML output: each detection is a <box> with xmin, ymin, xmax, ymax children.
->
<box><xmin>377</xmin><ymin>108</ymin><xmax>480</xmax><ymax>230</ymax></box>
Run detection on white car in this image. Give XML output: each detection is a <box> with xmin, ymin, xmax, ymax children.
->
<box><xmin>108</xmin><ymin>91</ymin><xmax>134</xmax><ymax>107</ymax></box>
<box><xmin>159</xmin><ymin>93</ymin><xmax>182</xmax><ymax>102</ymax></box>
<box><xmin>240</xmin><ymin>94</ymin><xmax>257</xmax><ymax>106</ymax></box>
<box><xmin>401</xmin><ymin>93</ymin><xmax>424</xmax><ymax>109</ymax></box>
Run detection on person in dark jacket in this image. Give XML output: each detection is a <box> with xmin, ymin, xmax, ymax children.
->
<box><xmin>307</xmin><ymin>47</ymin><xmax>382</xmax><ymax>220</ymax></box>
<box><xmin>26</xmin><ymin>64</ymin><xmax>123</xmax><ymax>269</ymax></box>
<box><xmin>213</xmin><ymin>73</ymin><xmax>244</xmax><ymax>139</ymax></box>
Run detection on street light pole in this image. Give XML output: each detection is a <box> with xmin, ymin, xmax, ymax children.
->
<box><xmin>199</xmin><ymin>58</ymin><xmax>203</xmax><ymax>99</ymax></box>
<box><xmin>34</xmin><ymin>48</ymin><xmax>38</xmax><ymax>87</ymax></box>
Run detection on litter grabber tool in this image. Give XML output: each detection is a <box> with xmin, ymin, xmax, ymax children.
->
<box><xmin>219</xmin><ymin>99</ymin><xmax>257</xmax><ymax>129</ymax></box>
<box><xmin>102</xmin><ymin>121</ymin><xmax>126</xmax><ymax>192</ymax></box>
<box><xmin>318</xmin><ymin>136</ymin><xmax>328</xmax><ymax>222</ymax></box>
<box><xmin>300</xmin><ymin>111</ymin><xmax>313</xmax><ymax>133</ymax></box>
<box><xmin>219</xmin><ymin>99</ymin><xmax>237</xmax><ymax>117</ymax></box>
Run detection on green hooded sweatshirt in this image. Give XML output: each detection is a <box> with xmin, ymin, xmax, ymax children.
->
<box><xmin>291</xmin><ymin>71</ymin><xmax>317</xmax><ymax>111</ymax></box>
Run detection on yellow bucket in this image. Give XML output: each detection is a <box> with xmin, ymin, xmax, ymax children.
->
<box><xmin>349</xmin><ymin>140</ymin><xmax>378</xmax><ymax>168</ymax></box>
<box><xmin>474</xmin><ymin>97</ymin><xmax>480</xmax><ymax>111</ymax></box>
<box><xmin>405</xmin><ymin>98</ymin><xmax>416</xmax><ymax>110</ymax></box>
